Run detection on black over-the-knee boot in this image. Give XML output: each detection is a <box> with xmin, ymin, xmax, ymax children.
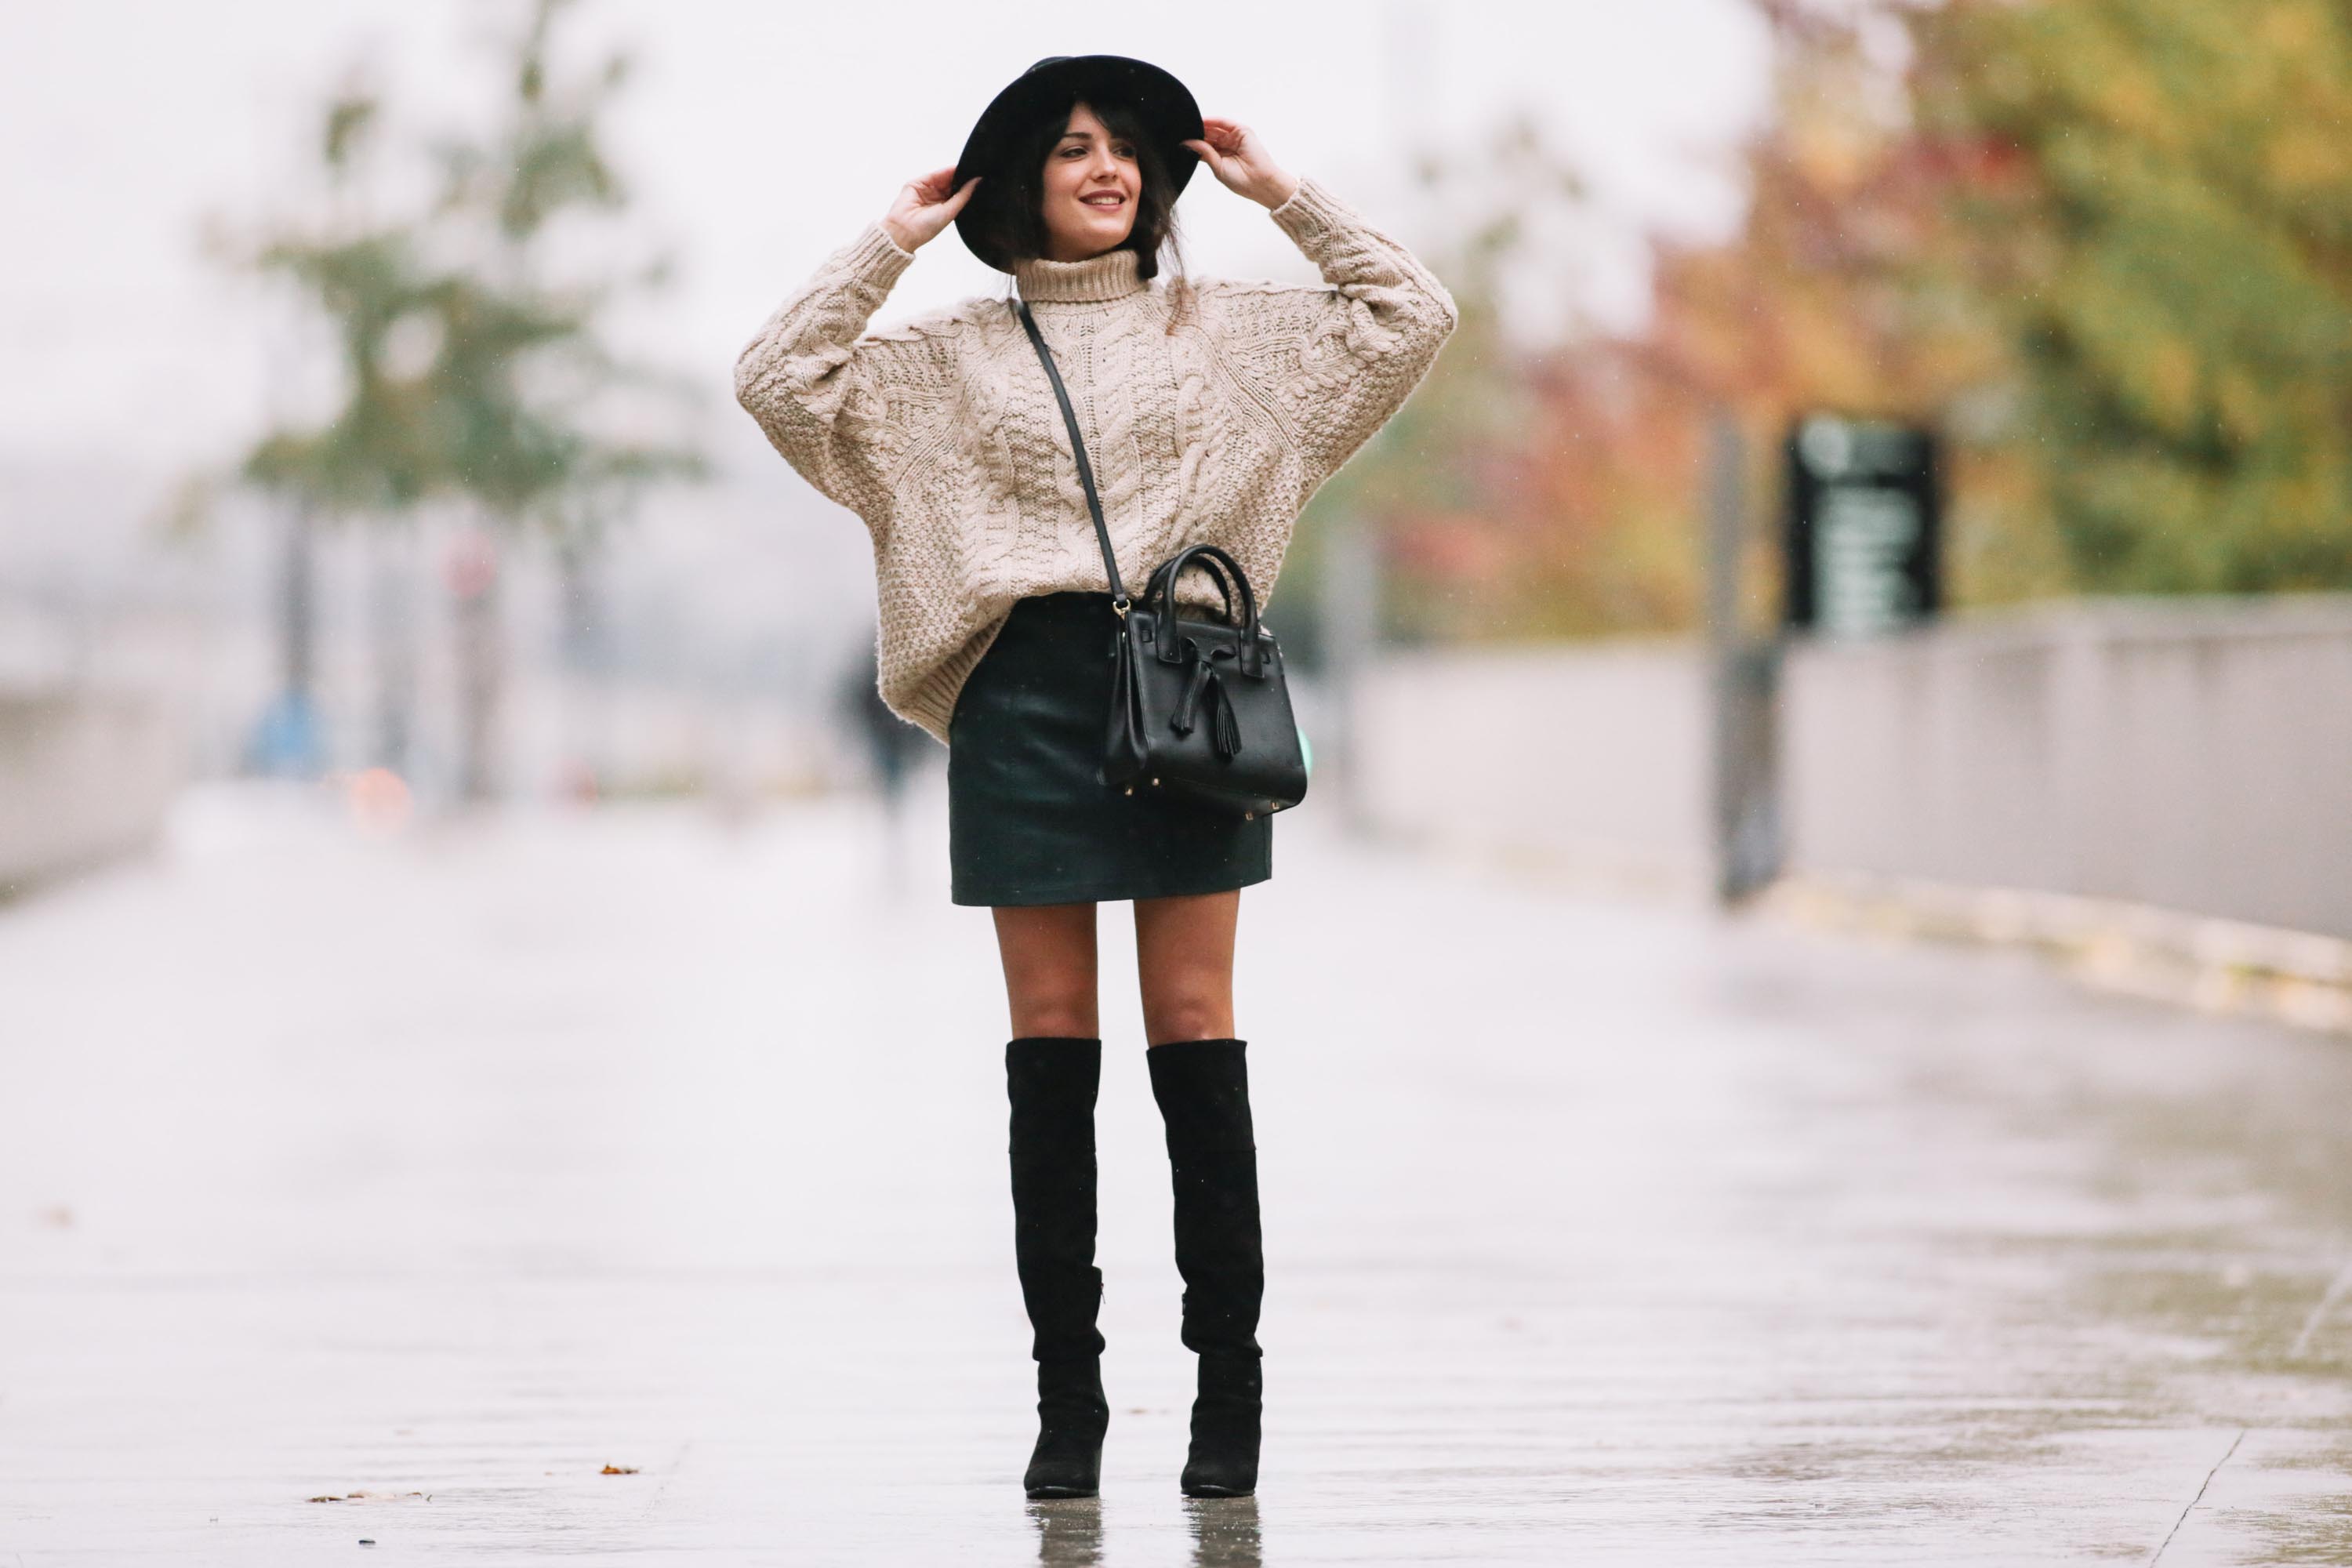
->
<box><xmin>1146</xmin><ymin>1037</ymin><xmax>1263</xmax><ymax>1498</ymax></box>
<box><xmin>1006</xmin><ymin>1036</ymin><xmax>1112</xmax><ymax>1499</ymax></box>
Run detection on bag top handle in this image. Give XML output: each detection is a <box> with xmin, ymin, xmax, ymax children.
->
<box><xmin>1149</xmin><ymin>549</ymin><xmax>1237</xmax><ymax>623</ymax></box>
<box><xmin>1147</xmin><ymin>543</ymin><xmax>1266</xmax><ymax>677</ymax></box>
<box><xmin>1145</xmin><ymin>543</ymin><xmax>1259</xmax><ymax>638</ymax></box>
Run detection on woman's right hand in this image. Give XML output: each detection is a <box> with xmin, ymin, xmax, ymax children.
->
<box><xmin>882</xmin><ymin>166</ymin><xmax>980</xmax><ymax>253</ymax></box>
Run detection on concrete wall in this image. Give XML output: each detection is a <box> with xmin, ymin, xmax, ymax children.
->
<box><xmin>0</xmin><ymin>690</ymin><xmax>191</xmax><ymax>895</ymax></box>
<box><xmin>1781</xmin><ymin>598</ymin><xmax>2352</xmax><ymax>938</ymax></box>
<box><xmin>1352</xmin><ymin>596</ymin><xmax>2352</xmax><ymax>937</ymax></box>
<box><xmin>1352</xmin><ymin>642</ymin><xmax>1713</xmax><ymax>895</ymax></box>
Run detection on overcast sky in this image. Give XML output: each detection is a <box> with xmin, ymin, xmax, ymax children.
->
<box><xmin>3</xmin><ymin>0</ymin><xmax>1772</xmax><ymax>473</ymax></box>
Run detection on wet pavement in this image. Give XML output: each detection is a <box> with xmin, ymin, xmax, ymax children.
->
<box><xmin>2</xmin><ymin>780</ymin><xmax>2349</xmax><ymax>1565</ymax></box>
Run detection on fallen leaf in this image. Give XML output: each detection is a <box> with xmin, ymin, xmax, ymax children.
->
<box><xmin>601</xmin><ymin>1465</ymin><xmax>639</xmax><ymax>1475</ymax></box>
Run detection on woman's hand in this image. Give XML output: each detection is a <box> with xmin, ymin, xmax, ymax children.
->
<box><xmin>1181</xmin><ymin>118</ymin><xmax>1301</xmax><ymax>210</ymax></box>
<box><xmin>882</xmin><ymin>166</ymin><xmax>980</xmax><ymax>253</ymax></box>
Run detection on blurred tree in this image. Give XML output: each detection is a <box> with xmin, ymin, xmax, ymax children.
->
<box><xmin>421</xmin><ymin>0</ymin><xmax>704</xmax><ymax>801</ymax></box>
<box><xmin>226</xmin><ymin>0</ymin><xmax>703</xmax><ymax>800</ymax></box>
<box><xmin>1600</xmin><ymin>0</ymin><xmax>2352</xmax><ymax>607</ymax></box>
<box><xmin>1290</xmin><ymin>113</ymin><xmax>1638</xmax><ymax>644</ymax></box>
<box><xmin>234</xmin><ymin>87</ymin><xmax>446</xmax><ymax>775</ymax></box>
<box><xmin>1291</xmin><ymin>34</ymin><xmax>2019</xmax><ymax>645</ymax></box>
<box><xmin>1640</xmin><ymin>2</ymin><xmax>2050</xmax><ymax>614</ymax></box>
<box><xmin>1911</xmin><ymin>0</ymin><xmax>2352</xmax><ymax>593</ymax></box>
<box><xmin>243</xmin><ymin>93</ymin><xmax>448</xmax><ymax>517</ymax></box>
<box><xmin>1298</xmin><ymin>0</ymin><xmax>2352</xmax><ymax>645</ymax></box>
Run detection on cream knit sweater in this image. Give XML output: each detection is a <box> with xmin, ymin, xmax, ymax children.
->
<box><xmin>733</xmin><ymin>175</ymin><xmax>1458</xmax><ymax>742</ymax></box>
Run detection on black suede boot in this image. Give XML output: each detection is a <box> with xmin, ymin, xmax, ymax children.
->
<box><xmin>1146</xmin><ymin>1038</ymin><xmax>1264</xmax><ymax>1499</ymax></box>
<box><xmin>1007</xmin><ymin>1036</ymin><xmax>1112</xmax><ymax>1499</ymax></box>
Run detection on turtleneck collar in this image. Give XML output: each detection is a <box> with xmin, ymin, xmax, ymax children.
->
<box><xmin>1013</xmin><ymin>245</ymin><xmax>1146</xmax><ymax>305</ymax></box>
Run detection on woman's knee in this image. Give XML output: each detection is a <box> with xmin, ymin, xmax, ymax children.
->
<box><xmin>1140</xmin><ymin>982</ymin><xmax>1234</xmax><ymax>1047</ymax></box>
<box><xmin>1004</xmin><ymin>951</ymin><xmax>1099</xmax><ymax>1036</ymax></box>
<box><xmin>1010</xmin><ymin>982</ymin><xmax>1100</xmax><ymax>1040</ymax></box>
<box><xmin>1134</xmin><ymin>891</ymin><xmax>1238</xmax><ymax>1044</ymax></box>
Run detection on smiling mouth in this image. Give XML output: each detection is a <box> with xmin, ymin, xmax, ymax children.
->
<box><xmin>1081</xmin><ymin>194</ymin><xmax>1126</xmax><ymax>209</ymax></box>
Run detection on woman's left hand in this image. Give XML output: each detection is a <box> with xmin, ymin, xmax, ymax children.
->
<box><xmin>1182</xmin><ymin>118</ymin><xmax>1301</xmax><ymax>210</ymax></box>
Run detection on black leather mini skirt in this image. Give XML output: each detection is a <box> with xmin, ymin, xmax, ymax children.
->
<box><xmin>947</xmin><ymin>591</ymin><xmax>1274</xmax><ymax>907</ymax></box>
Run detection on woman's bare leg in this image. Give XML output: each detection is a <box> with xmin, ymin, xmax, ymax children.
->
<box><xmin>1133</xmin><ymin>889</ymin><xmax>1240</xmax><ymax>1046</ymax></box>
<box><xmin>993</xmin><ymin>902</ymin><xmax>1109</xmax><ymax>1498</ymax></box>
<box><xmin>1134</xmin><ymin>888</ymin><xmax>1261</xmax><ymax>1495</ymax></box>
<box><xmin>992</xmin><ymin>902</ymin><xmax>1101</xmax><ymax>1039</ymax></box>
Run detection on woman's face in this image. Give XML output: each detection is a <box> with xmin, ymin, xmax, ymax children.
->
<box><xmin>1039</xmin><ymin>101</ymin><xmax>1140</xmax><ymax>262</ymax></box>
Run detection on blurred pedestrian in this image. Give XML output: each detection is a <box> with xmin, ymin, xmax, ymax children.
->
<box><xmin>837</xmin><ymin>630</ymin><xmax>927</xmax><ymax>888</ymax></box>
<box><xmin>735</xmin><ymin>53</ymin><xmax>1455</xmax><ymax>1501</ymax></box>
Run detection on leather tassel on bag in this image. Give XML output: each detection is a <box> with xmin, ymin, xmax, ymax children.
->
<box><xmin>1210</xmin><ymin>681</ymin><xmax>1242</xmax><ymax>760</ymax></box>
<box><xmin>1172</xmin><ymin>653</ymin><xmax>1246</xmax><ymax>761</ymax></box>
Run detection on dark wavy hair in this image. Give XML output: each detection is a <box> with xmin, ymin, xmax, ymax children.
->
<box><xmin>964</xmin><ymin>94</ymin><xmax>1194</xmax><ymax>334</ymax></box>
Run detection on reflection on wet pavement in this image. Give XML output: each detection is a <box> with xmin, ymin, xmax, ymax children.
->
<box><xmin>1028</xmin><ymin>1497</ymin><xmax>1102</xmax><ymax>1566</ymax></box>
<box><xmin>1027</xmin><ymin>1496</ymin><xmax>1260</xmax><ymax>1566</ymax></box>
<box><xmin>0</xmin><ymin>786</ymin><xmax>2348</xmax><ymax>1563</ymax></box>
<box><xmin>1185</xmin><ymin>1497</ymin><xmax>1262</xmax><ymax>1566</ymax></box>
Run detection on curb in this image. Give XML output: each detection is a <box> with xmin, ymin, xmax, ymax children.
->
<box><xmin>1758</xmin><ymin>873</ymin><xmax>2352</xmax><ymax>1037</ymax></box>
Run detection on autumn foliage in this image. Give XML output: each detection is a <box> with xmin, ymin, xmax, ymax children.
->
<box><xmin>1300</xmin><ymin>0</ymin><xmax>2352</xmax><ymax>644</ymax></box>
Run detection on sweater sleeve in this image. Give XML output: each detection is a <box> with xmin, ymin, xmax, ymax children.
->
<box><xmin>731</xmin><ymin>221</ymin><xmax>958</xmax><ymax>521</ymax></box>
<box><xmin>1210</xmin><ymin>175</ymin><xmax>1460</xmax><ymax>488</ymax></box>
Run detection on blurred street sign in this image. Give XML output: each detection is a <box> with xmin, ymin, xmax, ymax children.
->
<box><xmin>1783</xmin><ymin>416</ymin><xmax>1941</xmax><ymax>637</ymax></box>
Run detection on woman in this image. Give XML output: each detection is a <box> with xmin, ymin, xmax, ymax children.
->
<box><xmin>734</xmin><ymin>55</ymin><xmax>1455</xmax><ymax>1501</ymax></box>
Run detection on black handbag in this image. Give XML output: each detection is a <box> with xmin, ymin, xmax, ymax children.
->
<box><xmin>1014</xmin><ymin>298</ymin><xmax>1308</xmax><ymax>820</ymax></box>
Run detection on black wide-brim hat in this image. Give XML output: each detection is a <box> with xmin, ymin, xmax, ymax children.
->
<box><xmin>953</xmin><ymin>55</ymin><xmax>1203</xmax><ymax>274</ymax></box>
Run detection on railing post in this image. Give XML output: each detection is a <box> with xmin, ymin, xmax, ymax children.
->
<box><xmin>1705</xmin><ymin>408</ymin><xmax>1783</xmax><ymax>905</ymax></box>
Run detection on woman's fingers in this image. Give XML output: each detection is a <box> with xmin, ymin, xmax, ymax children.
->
<box><xmin>1197</xmin><ymin>118</ymin><xmax>1249</xmax><ymax>154</ymax></box>
<box><xmin>1185</xmin><ymin>122</ymin><xmax>1290</xmax><ymax>209</ymax></box>
<box><xmin>906</xmin><ymin>165</ymin><xmax>961</xmax><ymax>205</ymax></box>
<box><xmin>883</xmin><ymin>169</ymin><xmax>978</xmax><ymax>252</ymax></box>
<box><xmin>1186</xmin><ymin>128</ymin><xmax>1263</xmax><ymax>188</ymax></box>
<box><xmin>1185</xmin><ymin>132</ymin><xmax>1250</xmax><ymax>169</ymax></box>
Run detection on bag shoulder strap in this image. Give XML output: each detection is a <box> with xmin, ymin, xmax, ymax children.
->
<box><xmin>1014</xmin><ymin>298</ymin><xmax>1127</xmax><ymax>606</ymax></box>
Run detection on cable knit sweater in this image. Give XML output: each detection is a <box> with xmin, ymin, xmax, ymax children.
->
<box><xmin>732</xmin><ymin>175</ymin><xmax>1458</xmax><ymax>742</ymax></box>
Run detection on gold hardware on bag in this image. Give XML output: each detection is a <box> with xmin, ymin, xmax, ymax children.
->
<box><xmin>1243</xmin><ymin>811</ymin><xmax>1254</xmax><ymax>820</ymax></box>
